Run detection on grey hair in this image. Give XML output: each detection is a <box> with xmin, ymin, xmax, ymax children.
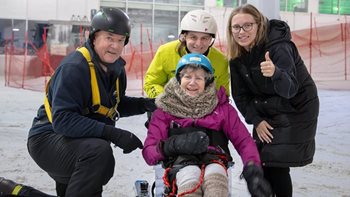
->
<box><xmin>178</xmin><ymin>64</ymin><xmax>214</xmax><ymax>83</ymax></box>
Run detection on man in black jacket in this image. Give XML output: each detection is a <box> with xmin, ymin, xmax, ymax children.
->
<box><xmin>23</xmin><ymin>8</ymin><xmax>156</xmax><ymax>197</ymax></box>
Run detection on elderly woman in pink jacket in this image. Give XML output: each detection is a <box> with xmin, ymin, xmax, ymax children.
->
<box><xmin>142</xmin><ymin>53</ymin><xmax>271</xmax><ymax>197</ymax></box>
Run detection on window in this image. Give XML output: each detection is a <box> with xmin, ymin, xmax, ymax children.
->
<box><xmin>0</xmin><ymin>19</ymin><xmax>31</xmax><ymax>55</ymax></box>
<box><xmin>319</xmin><ymin>0</ymin><xmax>350</xmax><ymax>15</ymax></box>
<box><xmin>216</xmin><ymin>0</ymin><xmax>238</xmax><ymax>7</ymax></box>
<box><xmin>280</xmin><ymin>0</ymin><xmax>308</xmax><ymax>12</ymax></box>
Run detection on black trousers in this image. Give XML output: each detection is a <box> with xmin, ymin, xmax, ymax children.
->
<box><xmin>263</xmin><ymin>166</ymin><xmax>293</xmax><ymax>197</ymax></box>
<box><xmin>27</xmin><ymin>132</ymin><xmax>115</xmax><ymax>197</ymax></box>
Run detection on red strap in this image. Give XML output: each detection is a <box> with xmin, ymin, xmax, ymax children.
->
<box><xmin>177</xmin><ymin>164</ymin><xmax>206</xmax><ymax>197</ymax></box>
<box><xmin>163</xmin><ymin>155</ymin><xmax>229</xmax><ymax>196</ymax></box>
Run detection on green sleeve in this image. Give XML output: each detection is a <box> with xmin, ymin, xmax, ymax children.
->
<box><xmin>144</xmin><ymin>41</ymin><xmax>181</xmax><ymax>98</ymax></box>
<box><xmin>144</xmin><ymin>49</ymin><xmax>168</xmax><ymax>98</ymax></box>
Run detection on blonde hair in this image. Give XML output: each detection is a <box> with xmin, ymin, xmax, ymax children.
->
<box><xmin>226</xmin><ymin>4</ymin><xmax>268</xmax><ymax>60</ymax></box>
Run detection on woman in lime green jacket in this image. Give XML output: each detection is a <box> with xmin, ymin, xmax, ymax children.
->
<box><xmin>144</xmin><ymin>9</ymin><xmax>230</xmax><ymax>98</ymax></box>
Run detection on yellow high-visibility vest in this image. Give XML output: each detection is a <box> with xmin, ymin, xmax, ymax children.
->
<box><xmin>44</xmin><ymin>47</ymin><xmax>120</xmax><ymax>123</ymax></box>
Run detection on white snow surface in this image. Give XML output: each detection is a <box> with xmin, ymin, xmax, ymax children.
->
<box><xmin>1</xmin><ymin>79</ymin><xmax>350</xmax><ymax>197</ymax></box>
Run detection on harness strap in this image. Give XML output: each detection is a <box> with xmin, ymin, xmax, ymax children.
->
<box><xmin>177</xmin><ymin>164</ymin><xmax>205</xmax><ymax>197</ymax></box>
<box><xmin>161</xmin><ymin>154</ymin><xmax>229</xmax><ymax>196</ymax></box>
<box><xmin>163</xmin><ymin>167</ymin><xmax>176</xmax><ymax>196</ymax></box>
<box><xmin>160</xmin><ymin>127</ymin><xmax>233</xmax><ymax>196</ymax></box>
<box><xmin>162</xmin><ymin>163</ymin><xmax>210</xmax><ymax>197</ymax></box>
<box><xmin>43</xmin><ymin>47</ymin><xmax>121</xmax><ymax>123</ymax></box>
<box><xmin>11</xmin><ymin>185</ymin><xmax>23</xmax><ymax>195</ymax></box>
<box><xmin>44</xmin><ymin>83</ymin><xmax>53</xmax><ymax>123</ymax></box>
<box><xmin>77</xmin><ymin>47</ymin><xmax>120</xmax><ymax>121</ymax></box>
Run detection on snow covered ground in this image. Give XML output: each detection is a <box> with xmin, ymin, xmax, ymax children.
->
<box><xmin>1</xmin><ymin>79</ymin><xmax>350</xmax><ymax>197</ymax></box>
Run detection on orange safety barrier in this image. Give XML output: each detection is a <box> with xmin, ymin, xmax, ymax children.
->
<box><xmin>3</xmin><ymin>20</ymin><xmax>350</xmax><ymax>94</ymax></box>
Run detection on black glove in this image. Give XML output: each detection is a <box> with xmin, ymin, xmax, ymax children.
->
<box><xmin>143</xmin><ymin>98</ymin><xmax>157</xmax><ymax>112</ymax></box>
<box><xmin>242</xmin><ymin>164</ymin><xmax>272</xmax><ymax>197</ymax></box>
<box><xmin>102</xmin><ymin>125</ymin><xmax>143</xmax><ymax>154</ymax></box>
<box><xmin>162</xmin><ymin>131</ymin><xmax>209</xmax><ymax>156</ymax></box>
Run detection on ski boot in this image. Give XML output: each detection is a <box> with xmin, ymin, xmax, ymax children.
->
<box><xmin>134</xmin><ymin>180</ymin><xmax>150</xmax><ymax>197</ymax></box>
<box><xmin>0</xmin><ymin>177</ymin><xmax>23</xmax><ymax>196</ymax></box>
<box><xmin>0</xmin><ymin>177</ymin><xmax>57</xmax><ymax>197</ymax></box>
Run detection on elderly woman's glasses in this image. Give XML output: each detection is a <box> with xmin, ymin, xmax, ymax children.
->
<box><xmin>231</xmin><ymin>23</ymin><xmax>255</xmax><ymax>33</ymax></box>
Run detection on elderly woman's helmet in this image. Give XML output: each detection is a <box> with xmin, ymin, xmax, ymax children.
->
<box><xmin>180</xmin><ymin>9</ymin><xmax>218</xmax><ymax>38</ymax></box>
<box><xmin>90</xmin><ymin>8</ymin><xmax>131</xmax><ymax>45</ymax></box>
<box><xmin>175</xmin><ymin>53</ymin><xmax>214</xmax><ymax>86</ymax></box>
<box><xmin>176</xmin><ymin>53</ymin><xmax>213</xmax><ymax>74</ymax></box>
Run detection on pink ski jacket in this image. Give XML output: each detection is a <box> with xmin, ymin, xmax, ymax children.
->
<box><xmin>142</xmin><ymin>87</ymin><xmax>261</xmax><ymax>167</ymax></box>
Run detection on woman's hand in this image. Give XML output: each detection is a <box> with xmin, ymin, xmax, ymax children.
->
<box><xmin>256</xmin><ymin>120</ymin><xmax>274</xmax><ymax>143</ymax></box>
<box><xmin>260</xmin><ymin>51</ymin><xmax>275</xmax><ymax>77</ymax></box>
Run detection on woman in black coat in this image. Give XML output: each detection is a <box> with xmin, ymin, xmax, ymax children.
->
<box><xmin>226</xmin><ymin>4</ymin><xmax>319</xmax><ymax>196</ymax></box>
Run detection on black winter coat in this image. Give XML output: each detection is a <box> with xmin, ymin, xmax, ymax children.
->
<box><xmin>229</xmin><ymin>19</ymin><xmax>319</xmax><ymax>167</ymax></box>
<box><xmin>29</xmin><ymin>41</ymin><xmax>149</xmax><ymax>138</ymax></box>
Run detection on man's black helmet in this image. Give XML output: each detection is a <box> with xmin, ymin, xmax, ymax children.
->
<box><xmin>90</xmin><ymin>8</ymin><xmax>131</xmax><ymax>45</ymax></box>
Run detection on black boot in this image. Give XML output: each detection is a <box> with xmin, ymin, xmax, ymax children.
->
<box><xmin>0</xmin><ymin>177</ymin><xmax>23</xmax><ymax>196</ymax></box>
<box><xmin>0</xmin><ymin>177</ymin><xmax>57</xmax><ymax>197</ymax></box>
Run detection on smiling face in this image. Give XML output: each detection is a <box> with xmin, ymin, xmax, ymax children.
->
<box><xmin>93</xmin><ymin>31</ymin><xmax>126</xmax><ymax>65</ymax></box>
<box><xmin>179</xmin><ymin>67</ymin><xmax>207</xmax><ymax>97</ymax></box>
<box><xmin>184</xmin><ymin>31</ymin><xmax>214</xmax><ymax>54</ymax></box>
<box><xmin>230</xmin><ymin>13</ymin><xmax>258</xmax><ymax>51</ymax></box>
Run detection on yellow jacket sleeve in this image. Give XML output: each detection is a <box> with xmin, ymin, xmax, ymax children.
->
<box><xmin>144</xmin><ymin>40</ymin><xmax>230</xmax><ymax>98</ymax></box>
<box><xmin>144</xmin><ymin>40</ymin><xmax>181</xmax><ymax>98</ymax></box>
<box><xmin>207</xmin><ymin>47</ymin><xmax>230</xmax><ymax>96</ymax></box>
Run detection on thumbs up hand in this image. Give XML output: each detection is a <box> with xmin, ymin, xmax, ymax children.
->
<box><xmin>260</xmin><ymin>51</ymin><xmax>276</xmax><ymax>77</ymax></box>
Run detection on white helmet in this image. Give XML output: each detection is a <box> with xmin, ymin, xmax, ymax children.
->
<box><xmin>180</xmin><ymin>10</ymin><xmax>218</xmax><ymax>38</ymax></box>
